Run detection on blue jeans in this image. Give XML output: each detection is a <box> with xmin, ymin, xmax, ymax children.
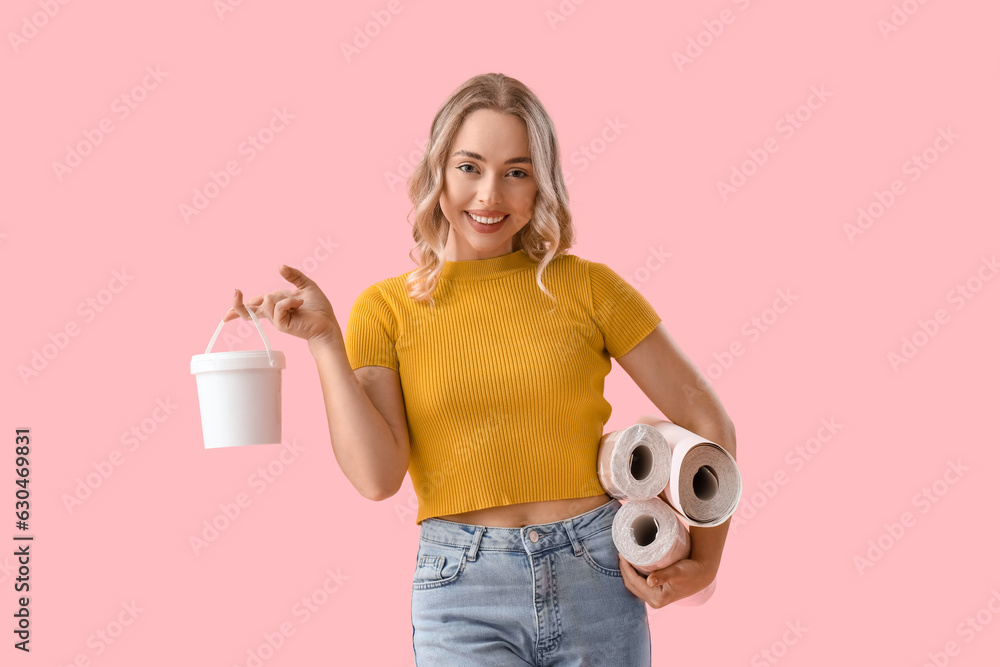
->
<box><xmin>411</xmin><ymin>498</ymin><xmax>651</xmax><ymax>666</ymax></box>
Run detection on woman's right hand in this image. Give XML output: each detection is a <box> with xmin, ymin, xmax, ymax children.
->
<box><xmin>224</xmin><ymin>264</ymin><xmax>340</xmax><ymax>345</ymax></box>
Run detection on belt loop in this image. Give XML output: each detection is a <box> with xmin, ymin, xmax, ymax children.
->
<box><xmin>467</xmin><ymin>525</ymin><xmax>485</xmax><ymax>561</ymax></box>
<box><xmin>563</xmin><ymin>518</ymin><xmax>583</xmax><ymax>557</ymax></box>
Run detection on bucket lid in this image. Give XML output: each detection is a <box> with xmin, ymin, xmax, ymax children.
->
<box><xmin>191</xmin><ymin>350</ymin><xmax>286</xmax><ymax>374</ymax></box>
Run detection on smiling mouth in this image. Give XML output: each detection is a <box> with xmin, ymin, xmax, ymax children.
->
<box><xmin>465</xmin><ymin>211</ymin><xmax>509</xmax><ymax>225</ymax></box>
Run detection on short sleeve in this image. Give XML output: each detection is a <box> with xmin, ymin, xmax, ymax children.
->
<box><xmin>344</xmin><ymin>283</ymin><xmax>399</xmax><ymax>372</ymax></box>
<box><xmin>588</xmin><ymin>261</ymin><xmax>662</xmax><ymax>358</ymax></box>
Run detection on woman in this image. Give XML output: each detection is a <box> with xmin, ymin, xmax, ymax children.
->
<box><xmin>225</xmin><ymin>72</ymin><xmax>736</xmax><ymax>666</ymax></box>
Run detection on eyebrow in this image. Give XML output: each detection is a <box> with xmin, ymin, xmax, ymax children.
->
<box><xmin>451</xmin><ymin>150</ymin><xmax>532</xmax><ymax>165</ymax></box>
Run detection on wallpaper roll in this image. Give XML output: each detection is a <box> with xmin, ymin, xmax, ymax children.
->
<box><xmin>597</xmin><ymin>423</ymin><xmax>673</xmax><ymax>500</ymax></box>
<box><xmin>611</xmin><ymin>497</ymin><xmax>715</xmax><ymax>606</ymax></box>
<box><xmin>637</xmin><ymin>415</ymin><xmax>742</xmax><ymax>528</ymax></box>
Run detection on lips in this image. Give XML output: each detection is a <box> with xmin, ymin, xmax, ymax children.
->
<box><xmin>465</xmin><ymin>210</ymin><xmax>509</xmax><ymax>232</ymax></box>
<box><xmin>465</xmin><ymin>210</ymin><xmax>508</xmax><ymax>217</ymax></box>
<box><xmin>465</xmin><ymin>211</ymin><xmax>509</xmax><ymax>224</ymax></box>
<box><xmin>465</xmin><ymin>211</ymin><xmax>510</xmax><ymax>227</ymax></box>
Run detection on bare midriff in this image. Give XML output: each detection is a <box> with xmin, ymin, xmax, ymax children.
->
<box><xmin>433</xmin><ymin>492</ymin><xmax>612</xmax><ymax>528</ymax></box>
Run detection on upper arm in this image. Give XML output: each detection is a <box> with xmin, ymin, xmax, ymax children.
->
<box><xmin>616</xmin><ymin>324</ymin><xmax>733</xmax><ymax>432</ymax></box>
<box><xmin>586</xmin><ymin>259</ymin><xmax>731</xmax><ymax>430</ymax></box>
<box><xmin>343</xmin><ymin>283</ymin><xmax>408</xmax><ymax>490</ymax></box>
<box><xmin>354</xmin><ymin>366</ymin><xmax>410</xmax><ymax>481</ymax></box>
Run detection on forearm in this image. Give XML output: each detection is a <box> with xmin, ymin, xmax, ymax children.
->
<box><xmin>684</xmin><ymin>413</ymin><xmax>736</xmax><ymax>576</ymax></box>
<box><xmin>307</xmin><ymin>335</ymin><xmax>406</xmax><ymax>501</ymax></box>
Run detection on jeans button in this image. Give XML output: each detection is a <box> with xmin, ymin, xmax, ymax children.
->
<box><xmin>528</xmin><ymin>530</ymin><xmax>539</xmax><ymax>543</ymax></box>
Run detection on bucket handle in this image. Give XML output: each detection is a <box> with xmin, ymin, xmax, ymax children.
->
<box><xmin>204</xmin><ymin>304</ymin><xmax>277</xmax><ymax>367</ymax></box>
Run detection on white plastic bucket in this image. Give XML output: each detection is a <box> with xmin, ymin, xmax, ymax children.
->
<box><xmin>190</xmin><ymin>306</ymin><xmax>286</xmax><ymax>449</ymax></box>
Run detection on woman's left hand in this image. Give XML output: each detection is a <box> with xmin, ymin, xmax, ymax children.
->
<box><xmin>619</xmin><ymin>555</ymin><xmax>716</xmax><ymax>608</ymax></box>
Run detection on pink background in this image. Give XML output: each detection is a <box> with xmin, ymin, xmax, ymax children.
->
<box><xmin>4</xmin><ymin>1</ymin><xmax>998</xmax><ymax>665</ymax></box>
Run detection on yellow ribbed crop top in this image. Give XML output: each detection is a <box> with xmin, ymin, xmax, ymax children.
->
<box><xmin>343</xmin><ymin>249</ymin><xmax>662</xmax><ymax>525</ymax></box>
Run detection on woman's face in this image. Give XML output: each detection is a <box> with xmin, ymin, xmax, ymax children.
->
<box><xmin>439</xmin><ymin>108</ymin><xmax>537</xmax><ymax>261</ymax></box>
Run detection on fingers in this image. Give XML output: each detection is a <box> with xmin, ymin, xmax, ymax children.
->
<box><xmin>220</xmin><ymin>264</ymin><xmax>316</xmax><ymax>323</ymax></box>
<box><xmin>618</xmin><ymin>555</ymin><xmax>639</xmax><ymax>599</ymax></box>
<box><xmin>278</xmin><ymin>264</ymin><xmax>313</xmax><ymax>289</ymax></box>
<box><xmin>224</xmin><ymin>288</ymin><xmax>293</xmax><ymax>322</ymax></box>
<box><xmin>648</xmin><ymin>560</ymin><xmax>686</xmax><ymax>589</ymax></box>
<box><xmin>619</xmin><ymin>555</ymin><xmax>683</xmax><ymax>609</ymax></box>
<box><xmin>254</xmin><ymin>292</ymin><xmax>290</xmax><ymax>321</ymax></box>
<box><xmin>222</xmin><ymin>289</ymin><xmax>248</xmax><ymax>322</ymax></box>
<box><xmin>619</xmin><ymin>555</ymin><xmax>650</xmax><ymax>597</ymax></box>
<box><xmin>272</xmin><ymin>295</ymin><xmax>304</xmax><ymax>327</ymax></box>
<box><xmin>646</xmin><ymin>565</ymin><xmax>671</xmax><ymax>588</ymax></box>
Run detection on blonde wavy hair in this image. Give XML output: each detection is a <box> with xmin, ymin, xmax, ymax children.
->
<box><xmin>404</xmin><ymin>72</ymin><xmax>574</xmax><ymax>306</ymax></box>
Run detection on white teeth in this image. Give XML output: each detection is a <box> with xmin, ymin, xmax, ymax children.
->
<box><xmin>468</xmin><ymin>212</ymin><xmax>506</xmax><ymax>224</ymax></box>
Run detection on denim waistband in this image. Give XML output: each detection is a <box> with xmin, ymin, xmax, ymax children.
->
<box><xmin>418</xmin><ymin>498</ymin><xmax>621</xmax><ymax>560</ymax></box>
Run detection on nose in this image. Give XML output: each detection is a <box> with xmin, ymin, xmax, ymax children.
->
<box><xmin>477</xmin><ymin>175</ymin><xmax>504</xmax><ymax>205</ymax></box>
